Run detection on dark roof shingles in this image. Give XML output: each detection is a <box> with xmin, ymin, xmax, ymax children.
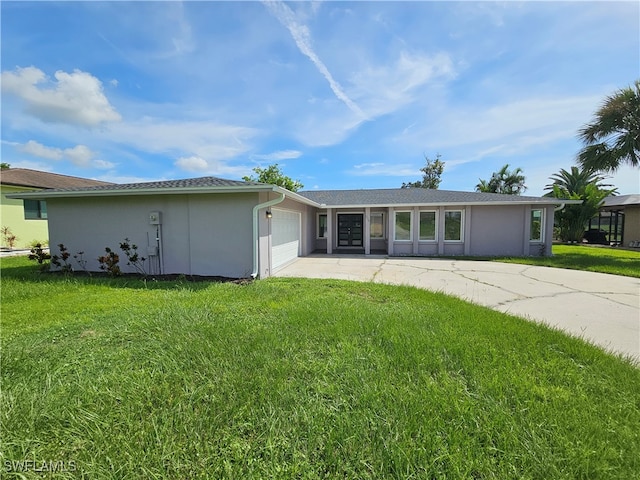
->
<box><xmin>297</xmin><ymin>188</ymin><xmax>556</xmax><ymax>206</ymax></box>
<box><xmin>0</xmin><ymin>168</ymin><xmax>113</xmax><ymax>189</ymax></box>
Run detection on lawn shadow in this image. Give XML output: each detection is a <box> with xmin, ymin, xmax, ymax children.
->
<box><xmin>0</xmin><ymin>263</ymin><xmax>252</xmax><ymax>291</ymax></box>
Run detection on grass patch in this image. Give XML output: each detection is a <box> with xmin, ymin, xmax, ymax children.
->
<box><xmin>493</xmin><ymin>244</ymin><xmax>640</xmax><ymax>278</ymax></box>
<box><xmin>2</xmin><ymin>256</ymin><xmax>640</xmax><ymax>478</ymax></box>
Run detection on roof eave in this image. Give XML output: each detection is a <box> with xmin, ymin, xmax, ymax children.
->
<box><xmin>6</xmin><ymin>184</ymin><xmax>279</xmax><ymax>200</ymax></box>
<box><xmin>314</xmin><ymin>200</ymin><xmax>582</xmax><ymax>209</ymax></box>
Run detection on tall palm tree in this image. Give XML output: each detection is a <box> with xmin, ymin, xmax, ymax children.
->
<box><xmin>475</xmin><ymin>164</ymin><xmax>526</xmax><ymax>195</ymax></box>
<box><xmin>578</xmin><ymin>80</ymin><xmax>640</xmax><ymax>173</ymax></box>
<box><xmin>543</xmin><ymin>166</ymin><xmax>614</xmax><ymax>197</ymax></box>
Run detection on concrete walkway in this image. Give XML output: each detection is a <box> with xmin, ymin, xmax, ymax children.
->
<box><xmin>275</xmin><ymin>255</ymin><xmax>640</xmax><ymax>363</ymax></box>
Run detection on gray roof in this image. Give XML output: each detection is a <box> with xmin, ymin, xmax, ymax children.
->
<box><xmin>8</xmin><ymin>173</ymin><xmax>571</xmax><ymax>207</ymax></box>
<box><xmin>28</xmin><ymin>176</ymin><xmax>265</xmax><ymax>193</ymax></box>
<box><xmin>297</xmin><ymin>188</ymin><xmax>562</xmax><ymax>207</ymax></box>
<box><xmin>602</xmin><ymin>194</ymin><xmax>640</xmax><ymax>208</ymax></box>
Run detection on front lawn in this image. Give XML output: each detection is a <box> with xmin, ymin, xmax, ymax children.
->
<box><xmin>495</xmin><ymin>244</ymin><xmax>640</xmax><ymax>278</ymax></box>
<box><xmin>2</xmin><ymin>256</ymin><xmax>639</xmax><ymax>478</ymax></box>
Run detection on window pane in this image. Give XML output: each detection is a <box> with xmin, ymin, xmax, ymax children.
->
<box><xmin>530</xmin><ymin>209</ymin><xmax>542</xmax><ymax>242</ymax></box>
<box><xmin>24</xmin><ymin>199</ymin><xmax>39</xmax><ymax>219</ymax></box>
<box><xmin>40</xmin><ymin>201</ymin><xmax>48</xmax><ymax>219</ymax></box>
<box><xmin>394</xmin><ymin>212</ymin><xmax>411</xmax><ymax>241</ymax></box>
<box><xmin>419</xmin><ymin>211</ymin><xmax>436</xmax><ymax>240</ymax></box>
<box><xmin>370</xmin><ymin>213</ymin><xmax>384</xmax><ymax>238</ymax></box>
<box><xmin>444</xmin><ymin>211</ymin><xmax>462</xmax><ymax>241</ymax></box>
<box><xmin>318</xmin><ymin>214</ymin><xmax>327</xmax><ymax>238</ymax></box>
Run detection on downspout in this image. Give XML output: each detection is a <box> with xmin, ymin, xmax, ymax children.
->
<box><xmin>251</xmin><ymin>190</ymin><xmax>285</xmax><ymax>279</ymax></box>
<box><xmin>554</xmin><ymin>203</ymin><xmax>566</xmax><ymax>211</ymax></box>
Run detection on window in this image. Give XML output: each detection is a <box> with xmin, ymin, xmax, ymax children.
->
<box><xmin>394</xmin><ymin>211</ymin><xmax>412</xmax><ymax>241</ymax></box>
<box><xmin>24</xmin><ymin>199</ymin><xmax>47</xmax><ymax>219</ymax></box>
<box><xmin>444</xmin><ymin>210</ymin><xmax>462</xmax><ymax>241</ymax></box>
<box><xmin>530</xmin><ymin>209</ymin><xmax>543</xmax><ymax>242</ymax></box>
<box><xmin>317</xmin><ymin>213</ymin><xmax>327</xmax><ymax>239</ymax></box>
<box><xmin>419</xmin><ymin>211</ymin><xmax>437</xmax><ymax>241</ymax></box>
<box><xmin>370</xmin><ymin>212</ymin><xmax>384</xmax><ymax>238</ymax></box>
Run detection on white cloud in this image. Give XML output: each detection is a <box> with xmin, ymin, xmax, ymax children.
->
<box><xmin>1</xmin><ymin>66</ymin><xmax>121</xmax><ymax>126</ymax></box>
<box><xmin>17</xmin><ymin>140</ymin><xmax>101</xmax><ymax>168</ymax></box>
<box><xmin>264</xmin><ymin>0</ymin><xmax>367</xmax><ymax>119</ymax></box>
<box><xmin>175</xmin><ymin>155</ymin><xmax>209</xmax><ymax>172</ymax></box>
<box><xmin>19</xmin><ymin>140</ymin><xmax>63</xmax><ymax>160</ymax></box>
<box><xmin>251</xmin><ymin>150</ymin><xmax>302</xmax><ymax>161</ymax></box>
<box><xmin>107</xmin><ymin>118</ymin><xmax>257</xmax><ymax>161</ymax></box>
<box><xmin>64</xmin><ymin>145</ymin><xmax>95</xmax><ymax>167</ymax></box>
<box><xmin>349</xmin><ymin>162</ymin><xmax>420</xmax><ymax>177</ymax></box>
<box><xmin>94</xmin><ymin>159</ymin><xmax>116</xmax><ymax>170</ymax></box>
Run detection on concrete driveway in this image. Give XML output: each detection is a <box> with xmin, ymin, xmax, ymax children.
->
<box><xmin>275</xmin><ymin>255</ymin><xmax>640</xmax><ymax>363</ymax></box>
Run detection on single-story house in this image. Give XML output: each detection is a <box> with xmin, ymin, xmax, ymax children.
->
<box><xmin>590</xmin><ymin>194</ymin><xmax>640</xmax><ymax>247</ymax></box>
<box><xmin>8</xmin><ymin>176</ymin><xmax>574</xmax><ymax>278</ymax></box>
<box><xmin>0</xmin><ymin>168</ymin><xmax>112</xmax><ymax>249</ymax></box>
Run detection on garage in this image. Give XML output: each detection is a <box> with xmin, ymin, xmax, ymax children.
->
<box><xmin>271</xmin><ymin>208</ymin><xmax>301</xmax><ymax>271</ymax></box>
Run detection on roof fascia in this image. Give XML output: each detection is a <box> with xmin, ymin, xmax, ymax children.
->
<box><xmin>6</xmin><ymin>184</ymin><xmax>279</xmax><ymax>200</ymax></box>
<box><xmin>313</xmin><ymin>200</ymin><xmax>582</xmax><ymax>209</ymax></box>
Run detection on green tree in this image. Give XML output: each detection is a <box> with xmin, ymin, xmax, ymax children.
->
<box><xmin>475</xmin><ymin>164</ymin><xmax>526</xmax><ymax>195</ymax></box>
<box><xmin>544</xmin><ymin>166</ymin><xmax>617</xmax><ymax>243</ymax></box>
<box><xmin>577</xmin><ymin>80</ymin><xmax>640</xmax><ymax>173</ymax></box>
<box><xmin>402</xmin><ymin>154</ymin><xmax>445</xmax><ymax>189</ymax></box>
<box><xmin>0</xmin><ymin>163</ymin><xmax>10</xmax><ymax>169</ymax></box>
<box><xmin>242</xmin><ymin>164</ymin><xmax>303</xmax><ymax>192</ymax></box>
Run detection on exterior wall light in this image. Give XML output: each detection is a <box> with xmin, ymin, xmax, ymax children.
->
<box><xmin>266</xmin><ymin>210</ymin><xmax>273</xmax><ymax>219</ymax></box>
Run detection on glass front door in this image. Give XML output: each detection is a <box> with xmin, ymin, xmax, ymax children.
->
<box><xmin>338</xmin><ymin>214</ymin><xmax>363</xmax><ymax>247</ymax></box>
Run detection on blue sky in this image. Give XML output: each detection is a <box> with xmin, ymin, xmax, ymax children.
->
<box><xmin>2</xmin><ymin>1</ymin><xmax>639</xmax><ymax>195</ymax></box>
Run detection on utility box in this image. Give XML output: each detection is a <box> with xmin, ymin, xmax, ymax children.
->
<box><xmin>149</xmin><ymin>211</ymin><xmax>162</xmax><ymax>225</ymax></box>
<box><xmin>147</xmin><ymin>246</ymin><xmax>159</xmax><ymax>257</ymax></box>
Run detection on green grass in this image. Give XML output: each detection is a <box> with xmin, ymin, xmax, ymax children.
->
<box><xmin>2</xmin><ymin>256</ymin><xmax>640</xmax><ymax>479</ymax></box>
<box><xmin>493</xmin><ymin>244</ymin><xmax>640</xmax><ymax>278</ymax></box>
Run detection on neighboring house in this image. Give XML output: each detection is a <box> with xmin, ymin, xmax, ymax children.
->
<box><xmin>592</xmin><ymin>194</ymin><xmax>640</xmax><ymax>247</ymax></box>
<box><xmin>8</xmin><ymin>176</ymin><xmax>572</xmax><ymax>278</ymax></box>
<box><xmin>0</xmin><ymin>168</ymin><xmax>112</xmax><ymax>249</ymax></box>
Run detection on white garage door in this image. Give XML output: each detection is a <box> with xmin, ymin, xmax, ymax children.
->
<box><xmin>271</xmin><ymin>208</ymin><xmax>301</xmax><ymax>271</ymax></box>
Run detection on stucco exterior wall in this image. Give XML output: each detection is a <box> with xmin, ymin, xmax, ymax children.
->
<box><xmin>47</xmin><ymin>192</ymin><xmax>258</xmax><ymax>278</ymax></box>
<box><xmin>467</xmin><ymin>205</ymin><xmax>526</xmax><ymax>256</ymax></box>
<box><xmin>623</xmin><ymin>206</ymin><xmax>640</xmax><ymax>246</ymax></box>
<box><xmin>1</xmin><ymin>185</ymin><xmax>49</xmax><ymax>248</ymax></box>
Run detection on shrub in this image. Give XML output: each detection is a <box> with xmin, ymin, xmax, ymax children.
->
<box><xmin>27</xmin><ymin>243</ymin><xmax>51</xmax><ymax>271</ymax></box>
<box><xmin>98</xmin><ymin>247</ymin><xmax>121</xmax><ymax>276</ymax></box>
<box><xmin>1</xmin><ymin>226</ymin><xmax>17</xmax><ymax>249</ymax></box>
<box><xmin>51</xmin><ymin>243</ymin><xmax>73</xmax><ymax>275</ymax></box>
<box><xmin>119</xmin><ymin>238</ymin><xmax>148</xmax><ymax>277</ymax></box>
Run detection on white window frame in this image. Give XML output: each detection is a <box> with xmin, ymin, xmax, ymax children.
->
<box><xmin>370</xmin><ymin>212</ymin><xmax>385</xmax><ymax>239</ymax></box>
<box><xmin>316</xmin><ymin>213</ymin><xmax>328</xmax><ymax>239</ymax></box>
<box><xmin>393</xmin><ymin>211</ymin><xmax>413</xmax><ymax>242</ymax></box>
<box><xmin>418</xmin><ymin>210</ymin><xmax>438</xmax><ymax>242</ymax></box>
<box><xmin>443</xmin><ymin>210</ymin><xmax>464</xmax><ymax>243</ymax></box>
<box><xmin>530</xmin><ymin>208</ymin><xmax>544</xmax><ymax>243</ymax></box>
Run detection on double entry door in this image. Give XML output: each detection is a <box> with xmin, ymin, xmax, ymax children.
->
<box><xmin>338</xmin><ymin>214</ymin><xmax>363</xmax><ymax>247</ymax></box>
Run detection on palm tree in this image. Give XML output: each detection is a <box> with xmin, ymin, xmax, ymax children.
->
<box><xmin>475</xmin><ymin>164</ymin><xmax>526</xmax><ymax>195</ymax></box>
<box><xmin>545</xmin><ymin>166</ymin><xmax>617</xmax><ymax>243</ymax></box>
<box><xmin>544</xmin><ymin>166</ymin><xmax>614</xmax><ymax>196</ymax></box>
<box><xmin>577</xmin><ymin>80</ymin><xmax>640</xmax><ymax>173</ymax></box>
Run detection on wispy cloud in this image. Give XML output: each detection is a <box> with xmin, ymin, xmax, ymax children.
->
<box><xmin>263</xmin><ymin>0</ymin><xmax>367</xmax><ymax>120</ymax></box>
<box><xmin>350</xmin><ymin>162</ymin><xmax>420</xmax><ymax>177</ymax></box>
<box><xmin>251</xmin><ymin>150</ymin><xmax>302</xmax><ymax>161</ymax></box>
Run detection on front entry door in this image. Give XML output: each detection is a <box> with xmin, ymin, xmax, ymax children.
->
<box><xmin>338</xmin><ymin>214</ymin><xmax>363</xmax><ymax>247</ymax></box>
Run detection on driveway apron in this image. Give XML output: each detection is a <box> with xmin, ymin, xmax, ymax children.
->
<box><xmin>274</xmin><ymin>255</ymin><xmax>640</xmax><ymax>363</ymax></box>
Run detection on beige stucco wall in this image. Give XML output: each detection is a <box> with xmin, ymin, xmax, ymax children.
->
<box><xmin>0</xmin><ymin>185</ymin><xmax>49</xmax><ymax>248</ymax></box>
<box><xmin>623</xmin><ymin>206</ymin><xmax>640</xmax><ymax>246</ymax></box>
